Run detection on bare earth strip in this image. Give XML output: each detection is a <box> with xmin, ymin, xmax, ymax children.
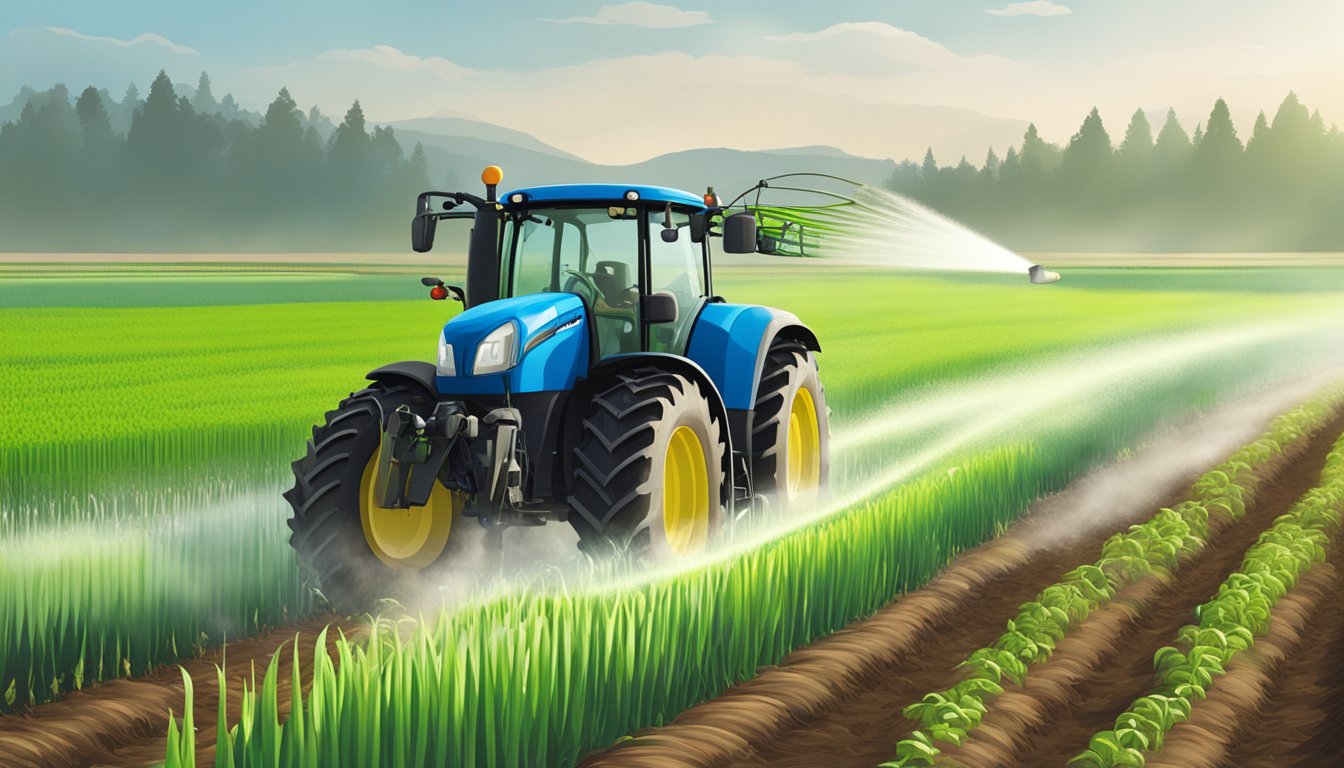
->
<box><xmin>581</xmin><ymin>407</ymin><xmax>1344</xmax><ymax>768</ymax></box>
<box><xmin>0</xmin><ymin>615</ymin><xmax>355</xmax><ymax>768</ymax></box>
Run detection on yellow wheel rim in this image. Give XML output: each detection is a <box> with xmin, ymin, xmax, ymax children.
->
<box><xmin>786</xmin><ymin>387</ymin><xmax>822</xmax><ymax>498</ymax></box>
<box><xmin>359</xmin><ymin>452</ymin><xmax>460</xmax><ymax>570</ymax></box>
<box><xmin>663</xmin><ymin>425</ymin><xmax>710</xmax><ymax>555</ymax></box>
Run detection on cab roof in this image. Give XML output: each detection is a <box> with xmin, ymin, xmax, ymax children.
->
<box><xmin>500</xmin><ymin>183</ymin><xmax>707</xmax><ymax>210</ymax></box>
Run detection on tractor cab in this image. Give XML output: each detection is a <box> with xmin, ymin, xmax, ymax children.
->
<box><xmin>285</xmin><ymin>166</ymin><xmax>829</xmax><ymax>611</ymax></box>
<box><xmin>495</xmin><ymin>185</ymin><xmax>712</xmax><ymax>360</ymax></box>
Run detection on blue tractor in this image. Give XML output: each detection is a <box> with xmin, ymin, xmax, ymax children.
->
<box><xmin>284</xmin><ymin>166</ymin><xmax>828</xmax><ymax>609</ymax></box>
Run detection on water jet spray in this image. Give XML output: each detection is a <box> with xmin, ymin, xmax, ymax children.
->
<box><xmin>726</xmin><ymin>173</ymin><xmax>1062</xmax><ymax>284</ymax></box>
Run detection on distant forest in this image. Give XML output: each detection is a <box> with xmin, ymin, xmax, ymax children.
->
<box><xmin>1</xmin><ymin>67</ymin><xmax>1342</xmax><ymax>253</ymax></box>
<box><xmin>888</xmin><ymin>94</ymin><xmax>1344</xmax><ymax>252</ymax></box>
<box><xmin>0</xmin><ymin>71</ymin><xmax>428</xmax><ymax>251</ymax></box>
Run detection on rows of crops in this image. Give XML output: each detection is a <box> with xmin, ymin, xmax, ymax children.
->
<box><xmin>160</xmin><ymin>355</ymin><xmax>1344</xmax><ymax>764</ymax></box>
<box><xmin>5</xmin><ymin>266</ymin><xmax>1344</xmax><ymax>756</ymax></box>
<box><xmin>6</xmin><ymin>267</ymin><xmax>1326</xmax><ymax>711</ymax></box>
<box><xmin>3</xmin><ymin>268</ymin><xmax>1332</xmax><ymax>504</ymax></box>
<box><xmin>886</xmin><ymin>387</ymin><xmax>1344</xmax><ymax>766</ymax></box>
<box><xmin>1071</xmin><ymin>426</ymin><xmax>1344</xmax><ymax>767</ymax></box>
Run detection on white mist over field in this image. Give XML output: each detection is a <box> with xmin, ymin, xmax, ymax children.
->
<box><xmin>393</xmin><ymin>306</ymin><xmax>1344</xmax><ymax>606</ymax></box>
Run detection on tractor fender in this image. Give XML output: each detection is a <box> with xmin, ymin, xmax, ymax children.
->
<box><xmin>686</xmin><ymin>304</ymin><xmax>821</xmax><ymax>412</ymax></box>
<box><xmin>365</xmin><ymin>361</ymin><xmax>438</xmax><ymax>396</ymax></box>
<box><xmin>566</xmin><ymin>352</ymin><xmax>735</xmax><ymax>509</ymax></box>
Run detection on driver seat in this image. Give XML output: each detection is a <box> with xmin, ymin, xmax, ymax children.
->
<box><xmin>592</xmin><ymin>260</ymin><xmax>631</xmax><ymax>305</ymax></box>
<box><xmin>590</xmin><ymin>260</ymin><xmax>638</xmax><ymax>357</ymax></box>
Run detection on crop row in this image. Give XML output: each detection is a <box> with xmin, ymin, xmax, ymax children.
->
<box><xmin>5</xmin><ymin>278</ymin><xmax>1310</xmax><ymax>718</ymax></box>
<box><xmin>1069</xmin><ymin>427</ymin><xmax>1344</xmax><ymax>767</ymax></box>
<box><xmin>885</xmin><ymin>386</ymin><xmax>1344</xmax><ymax>767</ymax></box>
<box><xmin>155</xmin><ymin>364</ymin><xmax>1328</xmax><ymax>768</ymax></box>
<box><xmin>0</xmin><ymin>488</ymin><xmax>308</xmax><ymax>711</ymax></box>
<box><xmin>0</xmin><ymin>270</ymin><xmax>1304</xmax><ymax>505</ymax></box>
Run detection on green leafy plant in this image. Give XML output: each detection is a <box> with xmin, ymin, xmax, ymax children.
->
<box><xmin>1069</xmin><ymin>429</ymin><xmax>1344</xmax><ymax>767</ymax></box>
<box><xmin>889</xmin><ymin>389</ymin><xmax>1343</xmax><ymax>767</ymax></box>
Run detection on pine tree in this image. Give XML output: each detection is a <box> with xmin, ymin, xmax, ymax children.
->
<box><xmin>982</xmin><ymin>147</ymin><xmax>1001</xmax><ymax>180</ymax></box>
<box><xmin>192</xmin><ymin>72</ymin><xmax>218</xmax><ymax>114</ymax></box>
<box><xmin>1153</xmin><ymin>109</ymin><xmax>1191</xmax><ymax>166</ymax></box>
<box><xmin>1018</xmin><ymin>123</ymin><xmax>1060</xmax><ymax>176</ymax></box>
<box><xmin>75</xmin><ymin>86</ymin><xmax>117</xmax><ymax>155</ymax></box>
<box><xmin>1198</xmin><ymin>98</ymin><xmax>1243</xmax><ymax>161</ymax></box>
<box><xmin>1062</xmin><ymin>108</ymin><xmax>1114</xmax><ymax>173</ymax></box>
<box><xmin>1246</xmin><ymin>111</ymin><xmax>1270</xmax><ymax>152</ymax></box>
<box><xmin>1118</xmin><ymin>109</ymin><xmax>1154</xmax><ymax>166</ymax></box>
<box><xmin>921</xmin><ymin>148</ymin><xmax>938</xmax><ymax>179</ymax></box>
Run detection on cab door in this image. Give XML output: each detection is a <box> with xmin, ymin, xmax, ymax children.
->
<box><xmin>645</xmin><ymin>206</ymin><xmax>708</xmax><ymax>356</ymax></box>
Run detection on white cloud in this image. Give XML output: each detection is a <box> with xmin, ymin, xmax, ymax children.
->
<box><xmin>985</xmin><ymin>1</ymin><xmax>1072</xmax><ymax>17</ymax></box>
<box><xmin>315</xmin><ymin>45</ymin><xmax>471</xmax><ymax>82</ymax></box>
<box><xmin>769</xmin><ymin>21</ymin><xmax>927</xmax><ymax>44</ymax></box>
<box><xmin>767</xmin><ymin>21</ymin><xmax>1019</xmax><ymax>76</ymax></box>
<box><xmin>541</xmin><ymin>2</ymin><xmax>711</xmax><ymax>28</ymax></box>
<box><xmin>38</xmin><ymin>26</ymin><xmax>198</xmax><ymax>54</ymax></box>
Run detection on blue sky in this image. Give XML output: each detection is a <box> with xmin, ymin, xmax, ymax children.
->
<box><xmin>2</xmin><ymin>1</ymin><xmax>1341</xmax><ymax>163</ymax></box>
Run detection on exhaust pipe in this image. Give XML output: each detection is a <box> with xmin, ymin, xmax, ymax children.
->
<box><xmin>1029</xmin><ymin>264</ymin><xmax>1061</xmax><ymax>285</ymax></box>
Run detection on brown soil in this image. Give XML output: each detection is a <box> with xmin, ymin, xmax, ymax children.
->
<box><xmin>581</xmin><ymin>410</ymin><xmax>1344</xmax><ymax>768</ymax></box>
<box><xmin>941</xmin><ymin>413</ymin><xmax>1343</xmax><ymax>767</ymax></box>
<box><xmin>1146</xmin><ymin>543</ymin><xmax>1344</xmax><ymax>768</ymax></box>
<box><xmin>0</xmin><ymin>615</ymin><xmax>355</xmax><ymax>768</ymax></box>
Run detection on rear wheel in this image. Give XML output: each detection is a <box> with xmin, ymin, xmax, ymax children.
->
<box><xmin>569</xmin><ymin>369</ymin><xmax>726</xmax><ymax>559</ymax></box>
<box><xmin>283</xmin><ymin>383</ymin><xmax>465</xmax><ymax>613</ymax></box>
<box><xmin>751</xmin><ymin>342</ymin><xmax>829</xmax><ymax>506</ymax></box>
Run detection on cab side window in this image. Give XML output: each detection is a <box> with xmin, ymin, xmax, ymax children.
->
<box><xmin>647</xmin><ymin>208</ymin><xmax>707</xmax><ymax>355</ymax></box>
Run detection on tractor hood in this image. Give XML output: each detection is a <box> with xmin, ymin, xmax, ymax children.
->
<box><xmin>437</xmin><ymin>293</ymin><xmax>589</xmax><ymax>396</ymax></box>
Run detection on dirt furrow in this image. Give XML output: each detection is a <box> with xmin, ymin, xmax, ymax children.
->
<box><xmin>584</xmin><ymin>408</ymin><xmax>1344</xmax><ymax>768</ymax></box>
<box><xmin>1147</xmin><ymin>545</ymin><xmax>1344</xmax><ymax>768</ymax></box>
<box><xmin>940</xmin><ymin>414</ymin><xmax>1338</xmax><ymax>766</ymax></box>
<box><xmin>0</xmin><ymin>615</ymin><xmax>354</xmax><ymax>768</ymax></box>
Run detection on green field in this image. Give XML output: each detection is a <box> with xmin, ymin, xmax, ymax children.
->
<box><xmin>3</xmin><ymin>262</ymin><xmax>1344</xmax><ymax>744</ymax></box>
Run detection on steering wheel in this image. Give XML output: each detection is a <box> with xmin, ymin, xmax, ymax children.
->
<box><xmin>561</xmin><ymin>269</ymin><xmax>601</xmax><ymax>304</ymax></box>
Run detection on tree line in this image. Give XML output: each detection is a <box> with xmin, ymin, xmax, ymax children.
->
<box><xmin>0</xmin><ymin>70</ymin><xmax>427</xmax><ymax>251</ymax></box>
<box><xmin>2</xmin><ymin>70</ymin><xmax>1341</xmax><ymax>253</ymax></box>
<box><xmin>887</xmin><ymin>94</ymin><xmax>1344</xmax><ymax>252</ymax></box>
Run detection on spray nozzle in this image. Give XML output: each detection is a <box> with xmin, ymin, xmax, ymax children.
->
<box><xmin>1029</xmin><ymin>265</ymin><xmax>1061</xmax><ymax>285</ymax></box>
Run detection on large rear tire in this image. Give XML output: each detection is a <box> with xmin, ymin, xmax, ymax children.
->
<box><xmin>283</xmin><ymin>383</ymin><xmax>464</xmax><ymax>614</ymax></box>
<box><xmin>751</xmin><ymin>342</ymin><xmax>830</xmax><ymax>507</ymax></box>
<box><xmin>568</xmin><ymin>369</ymin><xmax>726</xmax><ymax>559</ymax></box>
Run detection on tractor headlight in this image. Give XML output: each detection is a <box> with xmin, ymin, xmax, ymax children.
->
<box><xmin>473</xmin><ymin>322</ymin><xmax>518</xmax><ymax>375</ymax></box>
<box><xmin>437</xmin><ymin>332</ymin><xmax>456</xmax><ymax>377</ymax></box>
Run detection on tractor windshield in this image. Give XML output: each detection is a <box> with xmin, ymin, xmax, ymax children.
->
<box><xmin>502</xmin><ymin>204</ymin><xmax>707</xmax><ymax>358</ymax></box>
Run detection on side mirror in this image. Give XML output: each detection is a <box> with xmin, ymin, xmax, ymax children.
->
<box><xmin>689</xmin><ymin>212</ymin><xmax>707</xmax><ymax>243</ymax></box>
<box><xmin>411</xmin><ymin>214</ymin><xmax>437</xmax><ymax>253</ymax></box>
<box><xmin>660</xmin><ymin>228</ymin><xmax>680</xmax><ymax>243</ymax></box>
<box><xmin>642</xmin><ymin>292</ymin><xmax>679</xmax><ymax>324</ymax></box>
<box><xmin>722</xmin><ymin>213</ymin><xmax>757</xmax><ymax>254</ymax></box>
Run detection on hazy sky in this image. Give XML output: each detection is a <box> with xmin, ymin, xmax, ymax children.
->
<box><xmin>2</xmin><ymin>1</ymin><xmax>1342</xmax><ymax>164</ymax></box>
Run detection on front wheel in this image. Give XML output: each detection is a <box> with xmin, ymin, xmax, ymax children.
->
<box><xmin>751</xmin><ymin>342</ymin><xmax>830</xmax><ymax>507</ymax></box>
<box><xmin>568</xmin><ymin>370</ymin><xmax>726</xmax><ymax>559</ymax></box>
<box><xmin>283</xmin><ymin>383</ymin><xmax>465</xmax><ymax>613</ymax></box>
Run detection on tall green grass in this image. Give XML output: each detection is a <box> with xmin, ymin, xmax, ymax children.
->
<box><xmin>3</xmin><ymin>268</ymin><xmax>1330</xmax><ymax>504</ymax></box>
<box><xmin>2</xmin><ymin>266</ymin><xmax>1341</xmax><ymax>729</ymax></box>
<box><xmin>0</xmin><ymin>486</ymin><xmax>308</xmax><ymax>710</ymax></box>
